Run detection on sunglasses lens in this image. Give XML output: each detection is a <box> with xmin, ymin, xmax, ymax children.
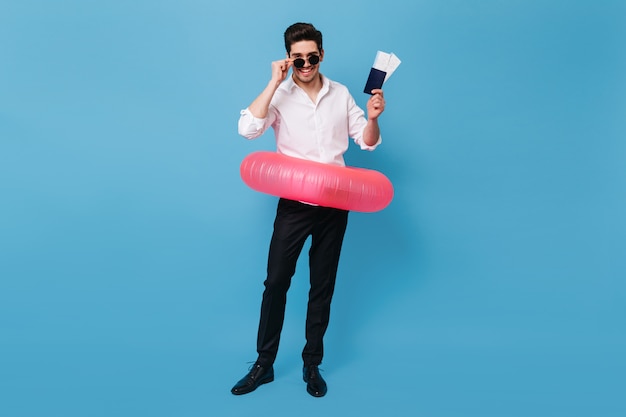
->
<box><xmin>292</xmin><ymin>56</ymin><xmax>320</xmax><ymax>68</ymax></box>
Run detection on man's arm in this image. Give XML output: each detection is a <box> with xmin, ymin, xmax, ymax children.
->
<box><xmin>248</xmin><ymin>59</ymin><xmax>293</xmax><ymax>118</ymax></box>
<box><xmin>363</xmin><ymin>89</ymin><xmax>386</xmax><ymax>146</ymax></box>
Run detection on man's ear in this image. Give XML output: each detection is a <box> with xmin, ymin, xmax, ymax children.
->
<box><xmin>320</xmin><ymin>49</ymin><xmax>325</xmax><ymax>62</ymax></box>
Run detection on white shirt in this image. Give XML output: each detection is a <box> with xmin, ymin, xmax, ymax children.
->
<box><xmin>238</xmin><ymin>74</ymin><xmax>381</xmax><ymax>167</ymax></box>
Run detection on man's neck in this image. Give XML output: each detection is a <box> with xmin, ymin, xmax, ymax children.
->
<box><xmin>292</xmin><ymin>73</ymin><xmax>323</xmax><ymax>95</ymax></box>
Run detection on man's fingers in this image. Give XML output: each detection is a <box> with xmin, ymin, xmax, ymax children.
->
<box><xmin>274</xmin><ymin>58</ymin><xmax>292</xmax><ymax>72</ymax></box>
<box><xmin>370</xmin><ymin>95</ymin><xmax>385</xmax><ymax>108</ymax></box>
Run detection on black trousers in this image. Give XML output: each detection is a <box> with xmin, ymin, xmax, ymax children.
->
<box><xmin>256</xmin><ymin>198</ymin><xmax>349</xmax><ymax>367</ymax></box>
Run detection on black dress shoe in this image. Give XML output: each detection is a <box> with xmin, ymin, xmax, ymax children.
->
<box><xmin>303</xmin><ymin>365</ymin><xmax>327</xmax><ymax>397</ymax></box>
<box><xmin>231</xmin><ymin>363</ymin><xmax>274</xmax><ymax>395</ymax></box>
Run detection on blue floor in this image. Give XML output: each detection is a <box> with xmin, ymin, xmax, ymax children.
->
<box><xmin>2</xmin><ymin>218</ymin><xmax>624</xmax><ymax>416</ymax></box>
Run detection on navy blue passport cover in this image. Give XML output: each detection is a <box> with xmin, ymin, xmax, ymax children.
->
<box><xmin>364</xmin><ymin>68</ymin><xmax>386</xmax><ymax>94</ymax></box>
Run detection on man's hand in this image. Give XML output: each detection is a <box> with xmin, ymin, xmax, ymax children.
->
<box><xmin>367</xmin><ymin>89</ymin><xmax>386</xmax><ymax>120</ymax></box>
<box><xmin>271</xmin><ymin>59</ymin><xmax>293</xmax><ymax>86</ymax></box>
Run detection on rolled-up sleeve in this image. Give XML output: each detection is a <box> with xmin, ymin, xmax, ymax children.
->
<box><xmin>238</xmin><ymin>108</ymin><xmax>273</xmax><ymax>139</ymax></box>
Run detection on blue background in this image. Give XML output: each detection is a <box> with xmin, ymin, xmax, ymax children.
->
<box><xmin>1</xmin><ymin>1</ymin><xmax>625</xmax><ymax>416</ymax></box>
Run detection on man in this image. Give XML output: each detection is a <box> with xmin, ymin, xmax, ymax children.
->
<box><xmin>232</xmin><ymin>22</ymin><xmax>385</xmax><ymax>398</ymax></box>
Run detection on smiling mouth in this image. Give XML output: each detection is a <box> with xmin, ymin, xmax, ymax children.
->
<box><xmin>298</xmin><ymin>67</ymin><xmax>314</xmax><ymax>75</ymax></box>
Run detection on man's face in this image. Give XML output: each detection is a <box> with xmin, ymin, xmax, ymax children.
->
<box><xmin>288</xmin><ymin>40</ymin><xmax>324</xmax><ymax>84</ymax></box>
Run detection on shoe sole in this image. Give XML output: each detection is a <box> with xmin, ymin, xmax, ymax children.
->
<box><xmin>231</xmin><ymin>375</ymin><xmax>274</xmax><ymax>395</ymax></box>
<box><xmin>306</xmin><ymin>385</ymin><xmax>326</xmax><ymax>398</ymax></box>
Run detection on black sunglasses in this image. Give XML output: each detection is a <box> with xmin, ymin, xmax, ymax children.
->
<box><xmin>292</xmin><ymin>55</ymin><xmax>320</xmax><ymax>68</ymax></box>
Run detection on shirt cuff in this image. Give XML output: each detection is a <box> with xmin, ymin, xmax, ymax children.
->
<box><xmin>358</xmin><ymin>135</ymin><xmax>382</xmax><ymax>151</ymax></box>
<box><xmin>238</xmin><ymin>108</ymin><xmax>269</xmax><ymax>139</ymax></box>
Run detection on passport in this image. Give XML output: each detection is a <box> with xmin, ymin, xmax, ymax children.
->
<box><xmin>364</xmin><ymin>68</ymin><xmax>387</xmax><ymax>95</ymax></box>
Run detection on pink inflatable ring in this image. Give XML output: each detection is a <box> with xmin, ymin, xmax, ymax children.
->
<box><xmin>240</xmin><ymin>151</ymin><xmax>393</xmax><ymax>212</ymax></box>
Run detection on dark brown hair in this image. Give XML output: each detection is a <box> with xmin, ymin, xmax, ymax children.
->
<box><xmin>284</xmin><ymin>22</ymin><xmax>323</xmax><ymax>55</ymax></box>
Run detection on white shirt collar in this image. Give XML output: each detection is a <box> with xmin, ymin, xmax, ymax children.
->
<box><xmin>282</xmin><ymin>73</ymin><xmax>330</xmax><ymax>96</ymax></box>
